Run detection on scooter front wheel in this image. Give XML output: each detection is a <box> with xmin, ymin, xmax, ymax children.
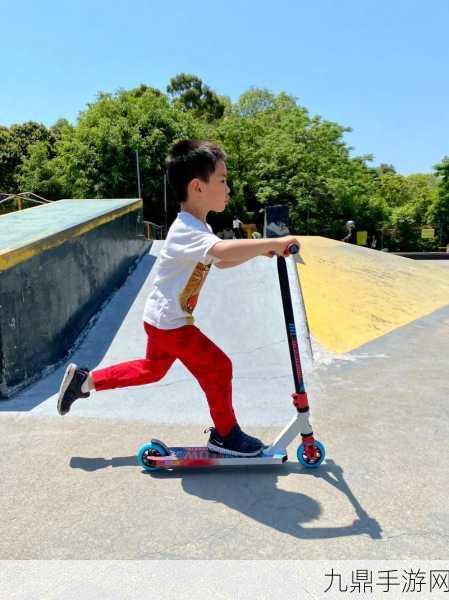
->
<box><xmin>138</xmin><ymin>442</ymin><xmax>168</xmax><ymax>471</ymax></box>
<box><xmin>297</xmin><ymin>440</ymin><xmax>325</xmax><ymax>468</ymax></box>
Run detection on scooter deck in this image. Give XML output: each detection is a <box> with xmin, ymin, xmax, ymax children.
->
<box><xmin>146</xmin><ymin>446</ymin><xmax>288</xmax><ymax>469</ymax></box>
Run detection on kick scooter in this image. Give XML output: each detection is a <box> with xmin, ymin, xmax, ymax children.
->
<box><xmin>137</xmin><ymin>243</ymin><xmax>326</xmax><ymax>471</ymax></box>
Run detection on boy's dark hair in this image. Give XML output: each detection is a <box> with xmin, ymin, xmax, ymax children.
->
<box><xmin>166</xmin><ymin>139</ymin><xmax>227</xmax><ymax>203</ymax></box>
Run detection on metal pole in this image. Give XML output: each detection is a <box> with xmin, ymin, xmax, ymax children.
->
<box><xmin>135</xmin><ymin>150</ymin><xmax>142</xmax><ymax>199</ymax></box>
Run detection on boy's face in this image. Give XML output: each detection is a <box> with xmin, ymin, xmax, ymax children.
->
<box><xmin>191</xmin><ymin>160</ymin><xmax>230</xmax><ymax>212</ymax></box>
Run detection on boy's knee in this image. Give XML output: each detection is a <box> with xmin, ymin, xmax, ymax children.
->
<box><xmin>144</xmin><ymin>360</ymin><xmax>170</xmax><ymax>382</ymax></box>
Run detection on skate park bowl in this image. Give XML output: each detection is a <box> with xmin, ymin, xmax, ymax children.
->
<box><xmin>4</xmin><ymin>235</ymin><xmax>449</xmax><ymax>424</ymax></box>
<box><xmin>2</xmin><ymin>234</ymin><xmax>449</xmax><ymax>560</ymax></box>
<box><xmin>0</xmin><ymin>198</ymin><xmax>151</xmax><ymax>398</ymax></box>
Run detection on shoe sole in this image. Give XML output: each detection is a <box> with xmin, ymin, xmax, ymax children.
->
<box><xmin>207</xmin><ymin>441</ymin><xmax>263</xmax><ymax>458</ymax></box>
<box><xmin>57</xmin><ymin>363</ymin><xmax>77</xmax><ymax>415</ymax></box>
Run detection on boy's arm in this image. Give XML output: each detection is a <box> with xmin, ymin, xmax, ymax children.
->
<box><xmin>214</xmin><ymin>257</ymin><xmax>253</xmax><ymax>269</ymax></box>
<box><xmin>209</xmin><ymin>236</ymin><xmax>300</xmax><ymax>263</ymax></box>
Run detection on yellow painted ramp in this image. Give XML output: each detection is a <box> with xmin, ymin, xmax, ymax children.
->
<box><xmin>297</xmin><ymin>237</ymin><xmax>449</xmax><ymax>353</ymax></box>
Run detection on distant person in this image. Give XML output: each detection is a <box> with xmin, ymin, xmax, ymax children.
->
<box><xmin>370</xmin><ymin>235</ymin><xmax>377</xmax><ymax>249</ymax></box>
<box><xmin>233</xmin><ymin>216</ymin><xmax>243</xmax><ymax>239</ymax></box>
<box><xmin>342</xmin><ymin>220</ymin><xmax>356</xmax><ymax>244</ymax></box>
<box><xmin>56</xmin><ymin>139</ymin><xmax>301</xmax><ymax>457</ymax></box>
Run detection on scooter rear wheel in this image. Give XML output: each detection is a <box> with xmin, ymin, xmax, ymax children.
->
<box><xmin>138</xmin><ymin>442</ymin><xmax>168</xmax><ymax>471</ymax></box>
<box><xmin>297</xmin><ymin>440</ymin><xmax>325</xmax><ymax>468</ymax></box>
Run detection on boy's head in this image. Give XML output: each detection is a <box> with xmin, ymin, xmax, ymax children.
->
<box><xmin>166</xmin><ymin>140</ymin><xmax>229</xmax><ymax>213</ymax></box>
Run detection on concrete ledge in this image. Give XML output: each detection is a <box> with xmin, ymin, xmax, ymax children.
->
<box><xmin>0</xmin><ymin>199</ymin><xmax>151</xmax><ymax>397</ymax></box>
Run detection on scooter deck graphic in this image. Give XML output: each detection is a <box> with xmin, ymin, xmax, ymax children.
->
<box><xmin>146</xmin><ymin>446</ymin><xmax>288</xmax><ymax>469</ymax></box>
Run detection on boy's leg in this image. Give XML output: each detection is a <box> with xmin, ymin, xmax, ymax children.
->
<box><xmin>92</xmin><ymin>324</ymin><xmax>176</xmax><ymax>391</ymax></box>
<box><xmin>57</xmin><ymin>323</ymin><xmax>175</xmax><ymax>415</ymax></box>
<box><xmin>175</xmin><ymin>326</ymin><xmax>264</xmax><ymax>456</ymax></box>
<box><xmin>173</xmin><ymin>325</ymin><xmax>237</xmax><ymax>437</ymax></box>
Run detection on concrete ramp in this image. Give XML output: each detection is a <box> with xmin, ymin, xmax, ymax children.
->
<box><xmin>2</xmin><ymin>237</ymin><xmax>449</xmax><ymax>560</ymax></box>
<box><xmin>3</xmin><ymin>238</ymin><xmax>448</xmax><ymax>426</ymax></box>
<box><xmin>1</xmin><ymin>242</ymin><xmax>318</xmax><ymax>426</ymax></box>
<box><xmin>3</xmin><ymin>237</ymin><xmax>449</xmax><ymax>427</ymax></box>
<box><xmin>298</xmin><ymin>236</ymin><xmax>449</xmax><ymax>353</ymax></box>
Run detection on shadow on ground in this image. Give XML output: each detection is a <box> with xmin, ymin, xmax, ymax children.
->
<box><xmin>70</xmin><ymin>455</ymin><xmax>382</xmax><ymax>542</ymax></box>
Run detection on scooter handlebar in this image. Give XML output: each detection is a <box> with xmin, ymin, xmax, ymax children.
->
<box><xmin>269</xmin><ymin>242</ymin><xmax>301</xmax><ymax>258</ymax></box>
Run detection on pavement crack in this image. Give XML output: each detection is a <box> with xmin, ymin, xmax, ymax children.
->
<box><xmin>142</xmin><ymin>520</ymin><xmax>244</xmax><ymax>559</ymax></box>
<box><xmin>383</xmin><ymin>529</ymin><xmax>449</xmax><ymax>542</ymax></box>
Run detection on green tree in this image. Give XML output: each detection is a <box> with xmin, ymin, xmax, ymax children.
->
<box><xmin>18</xmin><ymin>141</ymin><xmax>65</xmax><ymax>199</ymax></box>
<box><xmin>217</xmin><ymin>89</ymin><xmax>381</xmax><ymax>238</ymax></box>
<box><xmin>9</xmin><ymin>77</ymin><xmax>445</xmax><ymax>251</ymax></box>
<box><xmin>374</xmin><ymin>172</ymin><xmax>439</xmax><ymax>250</ymax></box>
<box><xmin>428</xmin><ymin>157</ymin><xmax>449</xmax><ymax>245</ymax></box>
<box><xmin>19</xmin><ymin>86</ymin><xmax>207</xmax><ymax>222</ymax></box>
<box><xmin>167</xmin><ymin>73</ymin><xmax>225</xmax><ymax>122</ymax></box>
<box><xmin>0</xmin><ymin>122</ymin><xmax>51</xmax><ymax>192</ymax></box>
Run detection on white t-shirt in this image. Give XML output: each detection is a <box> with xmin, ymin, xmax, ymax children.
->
<box><xmin>143</xmin><ymin>211</ymin><xmax>222</xmax><ymax>329</ymax></box>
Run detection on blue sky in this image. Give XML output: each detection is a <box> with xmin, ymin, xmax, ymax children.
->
<box><xmin>1</xmin><ymin>0</ymin><xmax>448</xmax><ymax>174</ymax></box>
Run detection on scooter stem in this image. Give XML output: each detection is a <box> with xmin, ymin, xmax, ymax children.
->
<box><xmin>275</xmin><ymin>245</ymin><xmax>316</xmax><ymax>445</ymax></box>
<box><xmin>276</xmin><ymin>248</ymin><xmax>306</xmax><ymax>396</ymax></box>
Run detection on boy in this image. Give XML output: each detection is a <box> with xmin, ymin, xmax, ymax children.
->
<box><xmin>57</xmin><ymin>140</ymin><xmax>300</xmax><ymax>457</ymax></box>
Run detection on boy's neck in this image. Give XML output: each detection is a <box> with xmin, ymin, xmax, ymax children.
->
<box><xmin>180</xmin><ymin>205</ymin><xmax>209</xmax><ymax>224</ymax></box>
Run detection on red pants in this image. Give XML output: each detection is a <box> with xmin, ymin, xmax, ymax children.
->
<box><xmin>91</xmin><ymin>323</ymin><xmax>237</xmax><ymax>436</ymax></box>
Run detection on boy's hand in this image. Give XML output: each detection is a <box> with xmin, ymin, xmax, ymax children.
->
<box><xmin>265</xmin><ymin>236</ymin><xmax>301</xmax><ymax>257</ymax></box>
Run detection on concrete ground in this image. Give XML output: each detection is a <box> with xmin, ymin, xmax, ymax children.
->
<box><xmin>1</xmin><ymin>243</ymin><xmax>449</xmax><ymax>560</ymax></box>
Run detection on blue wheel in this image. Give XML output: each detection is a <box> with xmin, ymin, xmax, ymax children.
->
<box><xmin>137</xmin><ymin>442</ymin><xmax>168</xmax><ymax>471</ymax></box>
<box><xmin>297</xmin><ymin>440</ymin><xmax>325</xmax><ymax>468</ymax></box>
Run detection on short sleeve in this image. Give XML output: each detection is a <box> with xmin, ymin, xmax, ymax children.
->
<box><xmin>170</xmin><ymin>227</ymin><xmax>222</xmax><ymax>264</ymax></box>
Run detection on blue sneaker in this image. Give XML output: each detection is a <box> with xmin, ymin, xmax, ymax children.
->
<box><xmin>57</xmin><ymin>363</ymin><xmax>90</xmax><ymax>416</ymax></box>
<box><xmin>206</xmin><ymin>424</ymin><xmax>264</xmax><ymax>457</ymax></box>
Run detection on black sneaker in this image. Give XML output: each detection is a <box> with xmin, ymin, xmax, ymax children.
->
<box><xmin>206</xmin><ymin>424</ymin><xmax>264</xmax><ymax>457</ymax></box>
<box><xmin>57</xmin><ymin>363</ymin><xmax>90</xmax><ymax>416</ymax></box>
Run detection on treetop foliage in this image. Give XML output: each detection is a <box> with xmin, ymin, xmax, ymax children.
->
<box><xmin>1</xmin><ymin>74</ymin><xmax>447</xmax><ymax>249</ymax></box>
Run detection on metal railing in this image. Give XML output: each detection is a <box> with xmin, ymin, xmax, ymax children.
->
<box><xmin>143</xmin><ymin>220</ymin><xmax>165</xmax><ymax>240</ymax></box>
<box><xmin>0</xmin><ymin>192</ymin><xmax>52</xmax><ymax>210</ymax></box>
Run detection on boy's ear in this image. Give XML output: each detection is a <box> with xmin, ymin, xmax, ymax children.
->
<box><xmin>189</xmin><ymin>178</ymin><xmax>202</xmax><ymax>194</ymax></box>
